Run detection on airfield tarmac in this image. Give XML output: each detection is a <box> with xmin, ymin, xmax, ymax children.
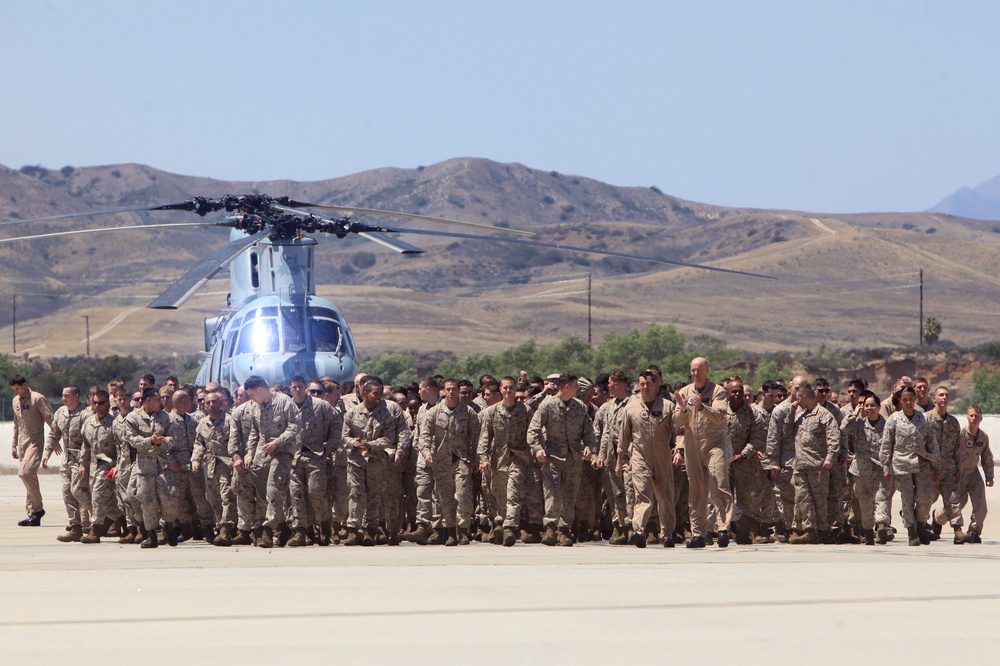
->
<box><xmin>1</xmin><ymin>474</ymin><xmax>998</xmax><ymax>665</ymax></box>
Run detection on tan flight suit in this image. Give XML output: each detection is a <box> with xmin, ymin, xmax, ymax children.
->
<box><xmin>956</xmin><ymin>427</ymin><xmax>993</xmax><ymax>535</ymax></box>
<box><xmin>193</xmin><ymin>412</ymin><xmax>236</xmax><ymax>528</ymax></box>
<box><xmin>12</xmin><ymin>389</ymin><xmax>54</xmax><ymax>518</ymax></box>
<box><xmin>926</xmin><ymin>409</ymin><xmax>963</xmax><ymax>528</ymax></box>
<box><xmin>880</xmin><ymin>410</ymin><xmax>939</xmax><ymax>529</ymax></box>
<box><xmin>674</xmin><ymin>382</ymin><xmax>733</xmax><ymax>538</ymax></box>
<box><xmin>416</xmin><ymin>400</ymin><xmax>479</xmax><ymax>530</ymax></box>
<box><xmin>528</xmin><ymin>395</ymin><xmax>596</xmax><ymax>531</ymax></box>
<box><xmin>842</xmin><ymin>413</ymin><xmax>885</xmax><ymax>530</ymax></box>
<box><xmin>249</xmin><ymin>392</ymin><xmax>300</xmax><ymax>531</ymax></box>
<box><xmin>45</xmin><ymin>404</ymin><xmax>92</xmax><ymax>528</ymax></box>
<box><xmin>790</xmin><ymin>405</ymin><xmax>841</xmax><ymax>532</ymax></box>
<box><xmin>80</xmin><ymin>411</ymin><xmax>122</xmax><ymax>527</ymax></box>
<box><xmin>478</xmin><ymin>400</ymin><xmax>537</xmax><ymax>529</ymax></box>
<box><xmin>618</xmin><ymin>395</ymin><xmax>675</xmax><ymax>537</ymax></box>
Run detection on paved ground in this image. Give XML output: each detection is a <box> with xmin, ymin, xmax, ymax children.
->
<box><xmin>1</xmin><ymin>475</ymin><xmax>998</xmax><ymax>664</ymax></box>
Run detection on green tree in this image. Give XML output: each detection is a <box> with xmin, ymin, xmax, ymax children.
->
<box><xmin>923</xmin><ymin>317</ymin><xmax>942</xmax><ymax>345</ymax></box>
<box><xmin>956</xmin><ymin>366</ymin><xmax>1000</xmax><ymax>414</ymax></box>
<box><xmin>361</xmin><ymin>353</ymin><xmax>418</xmax><ymax>387</ymax></box>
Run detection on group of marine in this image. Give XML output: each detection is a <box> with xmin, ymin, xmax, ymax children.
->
<box><xmin>7</xmin><ymin>356</ymin><xmax>994</xmax><ymax>550</ymax></box>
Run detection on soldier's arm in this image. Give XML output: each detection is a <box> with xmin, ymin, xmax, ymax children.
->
<box><xmin>227</xmin><ymin>416</ymin><xmax>245</xmax><ymax>457</ymax></box>
<box><xmin>980</xmin><ymin>434</ymin><xmax>994</xmax><ymax>482</ymax></box>
<box><xmin>79</xmin><ymin>423</ymin><xmax>93</xmax><ymax>469</ymax></box>
<box><xmin>271</xmin><ymin>400</ymin><xmax>301</xmax><ymax>453</ymax></box>
<box><xmin>582</xmin><ymin>410</ymin><xmax>597</xmax><ymax>451</ymax></box>
<box><xmin>44</xmin><ymin>414</ymin><xmax>62</xmax><ymax>456</ymax></box>
<box><xmin>823</xmin><ymin>412</ymin><xmax>841</xmax><ymax>465</ymax></box>
<box><xmin>476</xmin><ymin>411</ymin><xmax>494</xmax><ymax>462</ymax></box>
<box><xmin>746</xmin><ymin>407</ymin><xmax>765</xmax><ymax>456</ymax></box>
<box><xmin>878</xmin><ymin>418</ymin><xmax>895</xmax><ymax>472</ymax></box>
<box><xmin>467</xmin><ymin>410</ymin><xmax>482</xmax><ymax>465</ymax></box>
<box><xmin>697</xmin><ymin>387</ymin><xmax>729</xmax><ymax>425</ymax></box>
<box><xmin>324</xmin><ymin>407</ymin><xmax>343</xmax><ymax>456</ymax></box>
<box><xmin>527</xmin><ymin>404</ymin><xmax>546</xmax><ymax>457</ymax></box>
<box><xmin>341</xmin><ymin>410</ymin><xmax>362</xmax><ymax>450</ymax></box>
<box><xmin>673</xmin><ymin>391</ymin><xmax>691</xmax><ymax>430</ymax></box>
<box><xmin>927</xmin><ymin>422</ymin><xmax>941</xmax><ymax>471</ymax></box>
<box><xmin>192</xmin><ymin>426</ymin><xmax>207</xmax><ymax>466</ymax></box>
<box><xmin>38</xmin><ymin>397</ymin><xmax>55</xmax><ymax>427</ymax></box>
<box><xmin>617</xmin><ymin>409</ymin><xmax>633</xmax><ymax>460</ymax></box>
<box><xmin>11</xmin><ymin>403</ymin><xmax>19</xmax><ymax>452</ymax></box>
<box><xmin>393</xmin><ymin>406</ymin><xmax>411</xmax><ymax>459</ymax></box>
<box><xmin>764</xmin><ymin>405</ymin><xmax>783</xmax><ymax>468</ymax></box>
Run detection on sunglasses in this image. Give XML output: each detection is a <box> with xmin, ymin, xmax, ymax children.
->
<box><xmin>93</xmin><ymin>400</ymin><xmax>108</xmax><ymax>406</ymax></box>
<box><xmin>308</xmin><ymin>389</ymin><xmax>324</xmax><ymax>395</ymax></box>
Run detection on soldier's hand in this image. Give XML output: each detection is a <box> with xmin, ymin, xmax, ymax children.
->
<box><xmin>672</xmin><ymin>450</ymin><xmax>684</xmax><ymax>467</ymax></box>
<box><xmin>480</xmin><ymin>461</ymin><xmax>491</xmax><ymax>475</ymax></box>
<box><xmin>882</xmin><ymin>471</ymin><xmax>892</xmax><ymax>480</ymax></box>
<box><xmin>233</xmin><ymin>457</ymin><xmax>244</xmax><ymax>471</ymax></box>
<box><xmin>582</xmin><ymin>447</ymin><xmax>592</xmax><ymax>461</ymax></box>
<box><xmin>192</xmin><ymin>462</ymin><xmax>200</xmax><ymax>473</ymax></box>
<box><xmin>11</xmin><ymin>445</ymin><xmax>18</xmax><ymax>460</ymax></box>
<box><xmin>731</xmin><ymin>454</ymin><xmax>743</xmax><ymax>464</ymax></box>
<box><xmin>615</xmin><ymin>463</ymin><xmax>622</xmax><ymax>478</ymax></box>
<box><xmin>171</xmin><ymin>461</ymin><xmax>181</xmax><ymax>473</ymax></box>
<box><xmin>822</xmin><ymin>460</ymin><xmax>833</xmax><ymax>470</ymax></box>
<box><xmin>393</xmin><ymin>452</ymin><xmax>403</xmax><ymax>467</ymax></box>
<box><xmin>111</xmin><ymin>465</ymin><xmax>118</xmax><ymax>478</ymax></box>
<box><xmin>151</xmin><ymin>433</ymin><xmax>164</xmax><ymax>445</ymax></box>
<box><xmin>424</xmin><ymin>452</ymin><xmax>433</xmax><ymax>467</ymax></box>
<box><xmin>244</xmin><ymin>453</ymin><xmax>253</xmax><ymax>467</ymax></box>
<box><xmin>78</xmin><ymin>466</ymin><xmax>86</xmax><ymax>479</ymax></box>
<box><xmin>771</xmin><ymin>464</ymin><xmax>781</xmax><ymax>474</ymax></box>
<box><xmin>41</xmin><ymin>455</ymin><xmax>49</xmax><ymax>470</ymax></box>
<box><xmin>987</xmin><ymin>479</ymin><xmax>995</xmax><ymax>488</ymax></box>
<box><xmin>592</xmin><ymin>458</ymin><xmax>604</xmax><ymax>470</ymax></box>
<box><xmin>673</xmin><ymin>390</ymin><xmax>686</xmax><ymax>410</ymax></box>
<box><xmin>53</xmin><ymin>445</ymin><xmax>62</xmax><ymax>456</ymax></box>
<box><xmin>262</xmin><ymin>442</ymin><xmax>277</xmax><ymax>455</ymax></box>
<box><xmin>535</xmin><ymin>450</ymin><xmax>547</xmax><ymax>466</ymax></box>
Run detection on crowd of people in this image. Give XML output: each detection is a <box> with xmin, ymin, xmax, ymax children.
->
<box><xmin>7</xmin><ymin>358</ymin><xmax>994</xmax><ymax>550</ymax></box>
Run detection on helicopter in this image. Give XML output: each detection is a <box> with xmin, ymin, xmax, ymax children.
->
<box><xmin>0</xmin><ymin>192</ymin><xmax>775</xmax><ymax>392</ymax></box>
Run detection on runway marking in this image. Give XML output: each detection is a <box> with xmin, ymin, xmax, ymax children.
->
<box><xmin>2</xmin><ymin>593</ymin><xmax>999</xmax><ymax>628</ymax></box>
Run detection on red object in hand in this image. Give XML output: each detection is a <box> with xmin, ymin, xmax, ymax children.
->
<box><xmin>107</xmin><ymin>469</ymin><xmax>115</xmax><ymax>479</ymax></box>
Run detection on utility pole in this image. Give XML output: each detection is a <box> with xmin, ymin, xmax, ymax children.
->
<box><xmin>83</xmin><ymin>315</ymin><xmax>90</xmax><ymax>356</ymax></box>
<box><xmin>919</xmin><ymin>268</ymin><xmax>924</xmax><ymax>346</ymax></box>
<box><xmin>587</xmin><ymin>273</ymin><xmax>592</xmax><ymax>345</ymax></box>
<box><xmin>11</xmin><ymin>294</ymin><xmax>16</xmax><ymax>355</ymax></box>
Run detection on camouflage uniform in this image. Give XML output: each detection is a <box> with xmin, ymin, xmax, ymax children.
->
<box><xmin>528</xmin><ymin>395</ymin><xmax>596</xmax><ymax>531</ymax></box>
<box><xmin>842</xmin><ymin>412</ymin><xmax>886</xmax><ymax>530</ymax></box>
<box><xmin>595</xmin><ymin>396</ymin><xmax>630</xmax><ymax>529</ymax></box>
<box><xmin>12</xmin><ymin>390</ymin><xmax>54</xmax><ymax>519</ymax></box>
<box><xmin>674</xmin><ymin>382</ymin><xmax>734</xmax><ymax>538</ymax></box>
<box><xmin>45</xmin><ymin>404</ymin><xmax>92</xmax><ymax>528</ymax></box>
<box><xmin>170</xmin><ymin>410</ymin><xmax>215</xmax><ymax>531</ymax></box>
<box><xmin>380</xmin><ymin>400</ymin><xmax>412</xmax><ymax>535</ymax></box>
<box><xmin>289</xmin><ymin>396</ymin><xmax>341</xmax><ymax>529</ymax></box>
<box><xmin>113</xmin><ymin>410</ymin><xmax>142</xmax><ymax>529</ymax></box>
<box><xmin>326</xmin><ymin>404</ymin><xmax>350</xmax><ymax>529</ymax></box>
<box><xmin>880</xmin><ymin>410</ymin><xmax>939</xmax><ymax>529</ymax></box>
<box><xmin>416</xmin><ymin>400</ymin><xmax>479</xmax><ymax>530</ymax></box>
<box><xmin>343</xmin><ymin>399</ymin><xmax>409</xmax><ymax>531</ymax></box>
<box><xmin>227</xmin><ymin>401</ymin><xmax>260</xmax><ymax>532</ymax></box>
<box><xmin>790</xmin><ymin>405</ymin><xmax>841</xmax><ymax>532</ymax></box>
<box><xmin>618</xmin><ymin>395</ymin><xmax>675</xmax><ymax>537</ymax></box>
<box><xmin>725</xmin><ymin>401</ymin><xmax>770</xmax><ymax>524</ymax></box>
<box><xmin>125</xmin><ymin>408</ymin><xmax>179</xmax><ymax>531</ymax></box>
<box><xmin>764</xmin><ymin>398</ymin><xmax>797</xmax><ymax>530</ymax></box>
<box><xmin>249</xmin><ymin>392</ymin><xmax>300</xmax><ymax>530</ymax></box>
<box><xmin>478</xmin><ymin>400</ymin><xmax>538</xmax><ymax>529</ymax></box>
<box><xmin>926</xmin><ymin>409</ymin><xmax>963</xmax><ymax>529</ymax></box>
<box><xmin>80</xmin><ymin>411</ymin><xmax>122</xmax><ymax>527</ymax></box>
<box><xmin>193</xmin><ymin>412</ymin><xmax>236</xmax><ymax>528</ymax></box>
<box><xmin>820</xmin><ymin>400</ymin><xmax>849</xmax><ymax>530</ymax></box>
<box><xmin>956</xmin><ymin>427</ymin><xmax>993</xmax><ymax>535</ymax></box>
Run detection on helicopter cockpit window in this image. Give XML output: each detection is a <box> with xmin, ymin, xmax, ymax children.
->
<box><xmin>235</xmin><ymin>309</ymin><xmax>279</xmax><ymax>355</ymax></box>
<box><xmin>310</xmin><ymin>317</ymin><xmax>347</xmax><ymax>353</ymax></box>
<box><xmin>281</xmin><ymin>306</ymin><xmax>307</xmax><ymax>353</ymax></box>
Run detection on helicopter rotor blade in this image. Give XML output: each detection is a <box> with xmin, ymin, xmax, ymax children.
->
<box><xmin>0</xmin><ymin>200</ymin><xmax>217</xmax><ymax>228</ymax></box>
<box><xmin>281</xmin><ymin>201</ymin><xmax>534</xmax><ymax>237</ymax></box>
<box><xmin>366</xmin><ymin>226</ymin><xmax>778</xmax><ymax>280</ymax></box>
<box><xmin>0</xmin><ymin>221</ymin><xmax>228</xmax><ymax>245</ymax></box>
<box><xmin>356</xmin><ymin>232</ymin><xmax>426</xmax><ymax>254</ymax></box>
<box><xmin>148</xmin><ymin>229</ymin><xmax>271</xmax><ymax>310</ymax></box>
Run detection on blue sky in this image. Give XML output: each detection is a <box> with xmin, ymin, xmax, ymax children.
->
<box><xmin>2</xmin><ymin>1</ymin><xmax>998</xmax><ymax>213</ymax></box>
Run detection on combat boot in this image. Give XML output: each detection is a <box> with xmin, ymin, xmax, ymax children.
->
<box><xmin>752</xmin><ymin>522</ymin><xmax>775</xmax><ymax>545</ymax></box>
<box><xmin>110</xmin><ymin>516</ymin><xmax>127</xmax><ymax>538</ymax></box>
<box><xmin>646</xmin><ymin>526</ymin><xmax>661</xmax><ymax>545</ymax></box>
<box><xmin>277</xmin><ymin>523</ymin><xmax>292</xmax><ymax>547</ymax></box>
<box><xmin>213</xmin><ymin>524</ymin><xmax>233</xmax><ymax>547</ymax></box>
<box><xmin>286</xmin><ymin>527</ymin><xmax>311</xmax><ymax>547</ymax></box>
<box><xmin>120</xmin><ymin>526</ymin><xmax>138</xmax><ymax>544</ymax></box>
<box><xmin>318</xmin><ymin>521</ymin><xmax>332</xmax><ymax>547</ymax></box>
<box><xmin>251</xmin><ymin>527</ymin><xmax>262</xmax><ymax>547</ymax></box>
<box><xmin>523</xmin><ymin>524</ymin><xmax>543</xmax><ymax>544</ymax></box>
<box><xmin>862</xmin><ymin>528</ymin><xmax>875</xmax><ymax>546</ymax></box>
<box><xmin>685</xmin><ymin>535</ymin><xmax>706</xmax><ymax>548</ymax></box>
<box><xmin>774</xmin><ymin>522</ymin><xmax>790</xmax><ymax>544</ymax></box>
<box><xmin>789</xmin><ymin>529</ymin><xmax>818</xmax><ymax>545</ymax></box>
<box><xmin>457</xmin><ymin>528</ymin><xmax>471</xmax><ymax>546</ymax></box>
<box><xmin>541</xmin><ymin>525</ymin><xmax>557</xmax><ymax>547</ymax></box>
<box><xmin>716</xmin><ymin>529</ymin><xmax>730</xmax><ymax>548</ymax></box>
<box><xmin>192</xmin><ymin>522</ymin><xmax>204</xmax><ymax>541</ymax></box>
<box><xmin>916</xmin><ymin>522</ymin><xmax>931</xmax><ymax>546</ymax></box>
<box><xmin>492</xmin><ymin>525</ymin><xmax>503</xmax><ymax>546</ymax></box>
<box><xmin>818</xmin><ymin>529</ymin><xmax>834</xmax><ymax>545</ymax></box>
<box><xmin>961</xmin><ymin>528</ymin><xmax>980</xmax><ymax>544</ymax></box>
<box><xmin>387</xmin><ymin>530</ymin><xmax>401</xmax><ymax>546</ymax></box>
<box><xmin>557</xmin><ymin>527</ymin><xmax>574</xmax><ymax>547</ymax></box>
<box><xmin>57</xmin><ymin>525</ymin><xmax>83</xmax><ymax>543</ymax></box>
<box><xmin>876</xmin><ymin>523</ymin><xmax>889</xmax><ymax>545</ymax></box>
<box><xmin>907</xmin><ymin>525</ymin><xmax>920</xmax><ymax>547</ymax></box>
<box><xmin>202</xmin><ymin>522</ymin><xmax>217</xmax><ymax>544</ymax></box>
<box><xmin>630</xmin><ymin>531</ymin><xmax>646</xmax><ymax>548</ymax></box>
<box><xmin>177</xmin><ymin>522</ymin><xmax>194</xmax><ymax>543</ymax></box>
<box><xmin>930</xmin><ymin>517</ymin><xmax>943</xmax><ymax>541</ymax></box>
<box><xmin>135</xmin><ymin>525</ymin><xmax>149</xmax><ymax>545</ymax></box>
<box><xmin>731</xmin><ymin>516</ymin><xmax>752</xmax><ymax>545</ymax></box>
<box><xmin>502</xmin><ymin>527</ymin><xmax>517</xmax><ymax>547</ymax></box>
<box><xmin>232</xmin><ymin>528</ymin><xmax>253</xmax><ymax>546</ymax></box>
<box><xmin>608</xmin><ymin>525</ymin><xmax>628</xmax><ymax>545</ymax></box>
<box><xmin>139</xmin><ymin>529</ymin><xmax>158</xmax><ymax>549</ymax></box>
<box><xmin>577</xmin><ymin>522</ymin><xmax>591</xmax><ymax>543</ymax></box>
<box><xmin>164</xmin><ymin>523</ymin><xmax>179</xmax><ymax>547</ymax></box>
<box><xmin>444</xmin><ymin>527</ymin><xmax>458</xmax><ymax>547</ymax></box>
<box><xmin>375</xmin><ymin>525</ymin><xmax>388</xmax><ymax>546</ymax></box>
<box><xmin>362</xmin><ymin>526</ymin><xmax>376</xmax><ymax>547</ymax></box>
<box><xmin>409</xmin><ymin>523</ymin><xmax>430</xmax><ymax>545</ymax></box>
<box><xmin>81</xmin><ymin>521</ymin><xmax>106</xmax><ymax>544</ymax></box>
<box><xmin>953</xmin><ymin>526</ymin><xmax>966</xmax><ymax>544</ymax></box>
<box><xmin>343</xmin><ymin>529</ymin><xmax>362</xmax><ymax>546</ymax></box>
<box><xmin>259</xmin><ymin>526</ymin><xmax>274</xmax><ymax>548</ymax></box>
<box><xmin>428</xmin><ymin>528</ymin><xmax>443</xmax><ymax>545</ymax></box>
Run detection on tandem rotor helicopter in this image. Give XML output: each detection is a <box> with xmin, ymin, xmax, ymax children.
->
<box><xmin>0</xmin><ymin>192</ymin><xmax>775</xmax><ymax>392</ymax></box>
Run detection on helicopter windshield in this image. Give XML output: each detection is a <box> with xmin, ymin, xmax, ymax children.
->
<box><xmin>281</xmin><ymin>306</ymin><xmax>307</xmax><ymax>353</ymax></box>
<box><xmin>234</xmin><ymin>308</ymin><xmax>279</xmax><ymax>355</ymax></box>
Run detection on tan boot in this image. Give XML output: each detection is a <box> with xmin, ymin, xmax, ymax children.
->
<box><xmin>286</xmin><ymin>527</ymin><xmax>311</xmax><ymax>547</ymax></box>
<box><xmin>57</xmin><ymin>525</ymin><xmax>83</xmax><ymax>543</ymax></box>
<box><xmin>80</xmin><ymin>522</ymin><xmax>105</xmax><ymax>544</ymax></box>
<box><xmin>557</xmin><ymin>527</ymin><xmax>574</xmax><ymax>547</ymax></box>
